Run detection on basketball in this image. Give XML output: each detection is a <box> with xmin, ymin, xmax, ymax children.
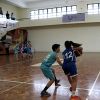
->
<box><xmin>74</xmin><ymin>47</ymin><xmax>83</xmax><ymax>57</ymax></box>
<box><xmin>70</xmin><ymin>96</ymin><xmax>81</xmax><ymax>100</ymax></box>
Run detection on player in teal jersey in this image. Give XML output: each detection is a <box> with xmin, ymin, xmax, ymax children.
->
<box><xmin>40</xmin><ymin>44</ymin><xmax>62</xmax><ymax>97</ymax></box>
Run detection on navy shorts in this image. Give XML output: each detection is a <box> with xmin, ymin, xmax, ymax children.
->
<box><xmin>62</xmin><ymin>62</ymin><xmax>77</xmax><ymax>77</ymax></box>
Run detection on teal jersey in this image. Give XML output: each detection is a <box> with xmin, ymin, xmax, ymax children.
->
<box><xmin>41</xmin><ymin>51</ymin><xmax>57</xmax><ymax>67</ymax></box>
<box><xmin>14</xmin><ymin>44</ymin><xmax>19</xmax><ymax>54</ymax></box>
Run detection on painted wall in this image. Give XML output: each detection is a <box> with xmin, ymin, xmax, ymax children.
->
<box><xmin>28</xmin><ymin>24</ymin><xmax>100</xmax><ymax>52</ymax></box>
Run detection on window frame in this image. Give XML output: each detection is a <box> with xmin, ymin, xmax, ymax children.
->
<box><xmin>30</xmin><ymin>5</ymin><xmax>77</xmax><ymax>20</ymax></box>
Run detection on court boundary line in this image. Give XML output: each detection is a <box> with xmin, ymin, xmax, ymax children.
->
<box><xmin>88</xmin><ymin>71</ymin><xmax>100</xmax><ymax>95</ymax></box>
<box><xmin>0</xmin><ymin>78</ymin><xmax>34</xmax><ymax>95</ymax></box>
<box><xmin>0</xmin><ymin>79</ymin><xmax>100</xmax><ymax>93</ymax></box>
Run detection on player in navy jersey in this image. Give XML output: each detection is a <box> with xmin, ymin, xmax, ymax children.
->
<box><xmin>62</xmin><ymin>41</ymin><xmax>82</xmax><ymax>98</ymax></box>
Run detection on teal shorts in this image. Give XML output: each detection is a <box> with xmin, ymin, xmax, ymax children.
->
<box><xmin>40</xmin><ymin>65</ymin><xmax>55</xmax><ymax>80</ymax></box>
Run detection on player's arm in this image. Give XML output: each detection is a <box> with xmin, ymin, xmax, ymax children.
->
<box><xmin>56</xmin><ymin>56</ymin><xmax>63</xmax><ymax>67</ymax></box>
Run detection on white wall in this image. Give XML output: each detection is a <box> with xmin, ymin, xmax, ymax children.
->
<box><xmin>0</xmin><ymin>1</ymin><xmax>19</xmax><ymax>19</ymax></box>
<box><xmin>28</xmin><ymin>25</ymin><xmax>100</xmax><ymax>52</ymax></box>
<box><xmin>18</xmin><ymin>8</ymin><xmax>30</xmax><ymax>19</ymax></box>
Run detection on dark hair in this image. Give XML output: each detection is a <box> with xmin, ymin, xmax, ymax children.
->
<box><xmin>71</xmin><ymin>42</ymin><xmax>82</xmax><ymax>47</ymax></box>
<box><xmin>64</xmin><ymin>41</ymin><xmax>72</xmax><ymax>48</ymax></box>
<box><xmin>52</xmin><ymin>44</ymin><xmax>60</xmax><ymax>51</ymax></box>
<box><xmin>65</xmin><ymin>40</ymin><xmax>82</xmax><ymax>48</ymax></box>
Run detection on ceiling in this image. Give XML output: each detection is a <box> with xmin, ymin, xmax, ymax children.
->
<box><xmin>3</xmin><ymin>0</ymin><xmax>100</xmax><ymax>8</ymax></box>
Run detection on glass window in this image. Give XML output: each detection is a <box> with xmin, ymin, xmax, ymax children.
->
<box><xmin>44</xmin><ymin>9</ymin><xmax>47</xmax><ymax>14</ymax></box>
<box><xmin>52</xmin><ymin>8</ymin><xmax>56</xmax><ymax>17</ymax></box>
<box><xmin>67</xmin><ymin>7</ymin><xmax>71</xmax><ymax>12</ymax></box>
<box><xmin>53</xmin><ymin>8</ymin><xmax>56</xmax><ymax>13</ymax></box>
<box><xmin>56</xmin><ymin>13</ymin><xmax>62</xmax><ymax>17</ymax></box>
<box><xmin>31</xmin><ymin>11</ymin><xmax>35</xmax><ymax>15</ymax></box>
<box><xmin>88</xmin><ymin>4</ymin><xmax>93</xmax><ymax>10</ymax></box>
<box><xmin>39</xmin><ymin>10</ymin><xmax>43</xmax><ymax>15</ymax></box>
<box><xmin>72</xmin><ymin>6</ymin><xmax>76</xmax><ymax>11</ymax></box>
<box><xmin>31</xmin><ymin>5</ymin><xmax>77</xmax><ymax>19</ymax></box>
<box><xmin>99</xmin><ymin>4</ymin><xmax>100</xmax><ymax>13</ymax></box>
<box><xmin>52</xmin><ymin>13</ymin><xmax>56</xmax><ymax>17</ymax></box>
<box><xmin>88</xmin><ymin>3</ymin><xmax>99</xmax><ymax>14</ymax></box>
<box><xmin>57</xmin><ymin>7</ymin><xmax>62</xmax><ymax>13</ymax></box>
<box><xmin>48</xmin><ymin>14</ymin><xmax>53</xmax><ymax>18</ymax></box>
<box><xmin>48</xmin><ymin>9</ymin><xmax>52</xmax><ymax>14</ymax></box>
<box><xmin>34</xmin><ymin>10</ymin><xmax>38</xmax><ymax>15</ymax></box>
<box><xmin>94</xmin><ymin>4</ymin><xmax>98</xmax><ymax>9</ymax></box>
<box><xmin>62</xmin><ymin>7</ymin><xmax>66</xmax><ymax>12</ymax></box>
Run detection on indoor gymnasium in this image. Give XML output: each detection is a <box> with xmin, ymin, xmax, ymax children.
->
<box><xmin>0</xmin><ymin>0</ymin><xmax>100</xmax><ymax>100</ymax></box>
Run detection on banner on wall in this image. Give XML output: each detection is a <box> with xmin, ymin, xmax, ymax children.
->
<box><xmin>62</xmin><ymin>13</ymin><xmax>85</xmax><ymax>22</ymax></box>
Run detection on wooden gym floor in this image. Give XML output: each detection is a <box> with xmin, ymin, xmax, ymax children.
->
<box><xmin>0</xmin><ymin>52</ymin><xmax>100</xmax><ymax>100</ymax></box>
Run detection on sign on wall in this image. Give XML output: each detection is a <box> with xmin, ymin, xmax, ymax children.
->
<box><xmin>62</xmin><ymin>13</ymin><xmax>85</xmax><ymax>22</ymax></box>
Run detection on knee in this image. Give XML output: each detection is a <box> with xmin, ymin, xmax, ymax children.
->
<box><xmin>51</xmin><ymin>79</ymin><xmax>55</xmax><ymax>83</ymax></box>
<box><xmin>72</xmin><ymin>76</ymin><xmax>78</xmax><ymax>82</ymax></box>
<box><xmin>50</xmin><ymin>79</ymin><xmax>55</xmax><ymax>83</ymax></box>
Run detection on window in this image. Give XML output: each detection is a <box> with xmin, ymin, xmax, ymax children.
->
<box><xmin>43</xmin><ymin>9</ymin><xmax>47</xmax><ymax>18</ymax></box>
<box><xmin>31</xmin><ymin>10</ymin><xmax>38</xmax><ymax>20</ymax></box>
<box><xmin>52</xmin><ymin>8</ymin><xmax>56</xmax><ymax>18</ymax></box>
<box><xmin>62</xmin><ymin>7</ymin><xmax>67</xmax><ymax>15</ymax></box>
<box><xmin>88</xmin><ymin>3</ymin><xmax>100</xmax><ymax>14</ymax></box>
<box><xmin>39</xmin><ymin>9</ymin><xmax>44</xmax><ymax>19</ymax></box>
<box><xmin>56</xmin><ymin>7</ymin><xmax>62</xmax><ymax>17</ymax></box>
<box><xmin>67</xmin><ymin>6</ymin><xmax>77</xmax><ymax>14</ymax></box>
<box><xmin>72</xmin><ymin>6</ymin><xmax>77</xmax><ymax>14</ymax></box>
<box><xmin>30</xmin><ymin>5</ymin><xmax>77</xmax><ymax>20</ymax></box>
<box><xmin>99</xmin><ymin>4</ymin><xmax>100</xmax><ymax>13</ymax></box>
<box><xmin>48</xmin><ymin>8</ymin><xmax>53</xmax><ymax>18</ymax></box>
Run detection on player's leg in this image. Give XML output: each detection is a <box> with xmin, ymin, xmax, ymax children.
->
<box><xmin>51</xmin><ymin>68</ymin><xmax>60</xmax><ymax>86</ymax></box>
<box><xmin>67</xmin><ymin>74</ymin><xmax>72</xmax><ymax>84</ymax></box>
<box><xmin>69</xmin><ymin>63</ymin><xmax>78</xmax><ymax>96</ymax></box>
<box><xmin>71</xmin><ymin>75</ymin><xmax>78</xmax><ymax>96</ymax></box>
<box><xmin>62</xmin><ymin>65</ymin><xmax>72</xmax><ymax>85</ymax></box>
<box><xmin>40</xmin><ymin>67</ymin><xmax>55</xmax><ymax>97</ymax></box>
<box><xmin>41</xmin><ymin>79</ymin><xmax>55</xmax><ymax>97</ymax></box>
<box><xmin>67</xmin><ymin>74</ymin><xmax>73</xmax><ymax>91</ymax></box>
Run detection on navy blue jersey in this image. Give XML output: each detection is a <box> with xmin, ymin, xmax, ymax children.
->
<box><xmin>62</xmin><ymin>47</ymin><xmax>76</xmax><ymax>65</ymax></box>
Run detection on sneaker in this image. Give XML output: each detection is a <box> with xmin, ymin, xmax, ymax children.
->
<box><xmin>55</xmin><ymin>83</ymin><xmax>61</xmax><ymax>87</ymax></box>
<box><xmin>41</xmin><ymin>91</ymin><xmax>51</xmax><ymax>97</ymax></box>
<box><xmin>55</xmin><ymin>80</ymin><xmax>61</xmax><ymax>86</ymax></box>
<box><xmin>70</xmin><ymin>95</ymin><xmax>81</xmax><ymax>100</ymax></box>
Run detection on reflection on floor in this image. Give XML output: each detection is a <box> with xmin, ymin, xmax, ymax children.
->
<box><xmin>0</xmin><ymin>52</ymin><xmax>100</xmax><ymax>100</ymax></box>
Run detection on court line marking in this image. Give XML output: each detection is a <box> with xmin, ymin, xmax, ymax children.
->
<box><xmin>0</xmin><ymin>84</ymin><xmax>22</xmax><ymax>95</ymax></box>
<box><xmin>88</xmin><ymin>71</ymin><xmax>100</xmax><ymax>96</ymax></box>
<box><xmin>0</xmin><ymin>78</ymin><xmax>34</xmax><ymax>95</ymax></box>
<box><xmin>0</xmin><ymin>79</ymin><xmax>100</xmax><ymax>92</ymax></box>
